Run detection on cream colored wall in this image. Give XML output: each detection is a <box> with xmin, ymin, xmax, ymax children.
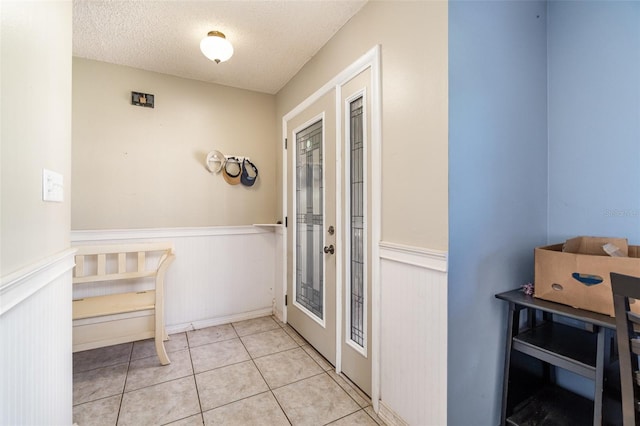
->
<box><xmin>1</xmin><ymin>2</ymin><xmax>73</xmax><ymax>424</ymax></box>
<box><xmin>72</xmin><ymin>58</ymin><xmax>277</xmax><ymax>230</ymax></box>
<box><xmin>276</xmin><ymin>0</ymin><xmax>448</xmax><ymax>250</ymax></box>
<box><xmin>1</xmin><ymin>1</ymin><xmax>72</xmax><ymax>275</ymax></box>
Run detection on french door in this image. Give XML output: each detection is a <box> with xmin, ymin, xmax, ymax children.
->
<box><xmin>285</xmin><ymin>61</ymin><xmax>376</xmax><ymax>397</ymax></box>
<box><xmin>339</xmin><ymin>68</ymin><xmax>372</xmax><ymax>396</ymax></box>
<box><xmin>286</xmin><ymin>90</ymin><xmax>337</xmax><ymax>364</ymax></box>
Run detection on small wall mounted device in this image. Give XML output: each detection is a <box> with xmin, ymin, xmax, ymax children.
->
<box><xmin>131</xmin><ymin>91</ymin><xmax>154</xmax><ymax>108</ymax></box>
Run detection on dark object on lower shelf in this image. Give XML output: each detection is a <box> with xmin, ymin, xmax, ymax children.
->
<box><xmin>507</xmin><ymin>386</ymin><xmax>593</xmax><ymax>426</ymax></box>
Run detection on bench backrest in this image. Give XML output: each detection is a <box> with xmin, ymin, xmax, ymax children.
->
<box><xmin>73</xmin><ymin>242</ymin><xmax>175</xmax><ymax>284</ymax></box>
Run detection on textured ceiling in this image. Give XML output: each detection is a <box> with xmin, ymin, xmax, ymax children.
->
<box><xmin>73</xmin><ymin>0</ymin><xmax>367</xmax><ymax>94</ymax></box>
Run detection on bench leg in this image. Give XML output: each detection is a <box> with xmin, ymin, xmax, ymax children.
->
<box><xmin>155</xmin><ymin>294</ymin><xmax>170</xmax><ymax>364</ymax></box>
<box><xmin>155</xmin><ymin>328</ymin><xmax>171</xmax><ymax>365</ymax></box>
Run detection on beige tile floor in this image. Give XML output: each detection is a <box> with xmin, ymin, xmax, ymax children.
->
<box><xmin>73</xmin><ymin>316</ymin><xmax>384</xmax><ymax>426</ymax></box>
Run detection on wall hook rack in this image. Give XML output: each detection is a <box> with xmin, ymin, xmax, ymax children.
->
<box><xmin>205</xmin><ymin>150</ymin><xmax>252</xmax><ymax>174</ymax></box>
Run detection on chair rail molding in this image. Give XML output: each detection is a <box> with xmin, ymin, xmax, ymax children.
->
<box><xmin>379</xmin><ymin>241</ymin><xmax>448</xmax><ymax>272</ymax></box>
<box><xmin>0</xmin><ymin>248</ymin><xmax>76</xmax><ymax>316</ymax></box>
<box><xmin>71</xmin><ymin>225</ymin><xmax>268</xmax><ymax>241</ymax></box>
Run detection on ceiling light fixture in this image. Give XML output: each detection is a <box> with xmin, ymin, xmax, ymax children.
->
<box><xmin>200</xmin><ymin>31</ymin><xmax>234</xmax><ymax>64</ymax></box>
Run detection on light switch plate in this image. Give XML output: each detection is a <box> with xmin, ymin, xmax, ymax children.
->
<box><xmin>42</xmin><ymin>169</ymin><xmax>63</xmax><ymax>202</ymax></box>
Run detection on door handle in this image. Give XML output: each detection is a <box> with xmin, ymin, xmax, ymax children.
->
<box><xmin>323</xmin><ymin>245</ymin><xmax>335</xmax><ymax>255</ymax></box>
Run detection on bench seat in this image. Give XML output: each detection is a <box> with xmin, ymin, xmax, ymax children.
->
<box><xmin>73</xmin><ymin>290</ymin><xmax>156</xmax><ymax>319</ymax></box>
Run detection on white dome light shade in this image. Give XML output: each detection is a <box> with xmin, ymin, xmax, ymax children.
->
<box><xmin>200</xmin><ymin>31</ymin><xmax>234</xmax><ymax>64</ymax></box>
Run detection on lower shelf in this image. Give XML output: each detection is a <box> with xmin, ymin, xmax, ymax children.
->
<box><xmin>506</xmin><ymin>385</ymin><xmax>593</xmax><ymax>426</ymax></box>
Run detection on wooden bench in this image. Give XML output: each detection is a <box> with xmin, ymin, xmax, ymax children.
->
<box><xmin>72</xmin><ymin>243</ymin><xmax>175</xmax><ymax>365</ymax></box>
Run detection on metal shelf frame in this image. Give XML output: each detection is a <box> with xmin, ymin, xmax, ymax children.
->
<box><xmin>496</xmin><ymin>289</ymin><xmax>616</xmax><ymax>426</ymax></box>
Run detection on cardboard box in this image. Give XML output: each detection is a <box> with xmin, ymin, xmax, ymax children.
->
<box><xmin>534</xmin><ymin>241</ymin><xmax>640</xmax><ymax>316</ymax></box>
<box><xmin>563</xmin><ymin>236</ymin><xmax>629</xmax><ymax>256</ymax></box>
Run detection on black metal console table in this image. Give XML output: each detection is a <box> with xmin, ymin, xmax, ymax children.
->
<box><xmin>496</xmin><ymin>289</ymin><xmax>618</xmax><ymax>426</ymax></box>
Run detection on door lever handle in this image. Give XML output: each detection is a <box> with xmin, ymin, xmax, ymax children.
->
<box><xmin>323</xmin><ymin>245</ymin><xmax>335</xmax><ymax>255</ymax></box>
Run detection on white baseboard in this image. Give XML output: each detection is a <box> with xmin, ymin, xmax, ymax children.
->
<box><xmin>378</xmin><ymin>401</ymin><xmax>409</xmax><ymax>426</ymax></box>
<box><xmin>272</xmin><ymin>306</ymin><xmax>284</xmax><ymax>324</ymax></box>
<box><xmin>165</xmin><ymin>307</ymin><xmax>274</xmax><ymax>334</ymax></box>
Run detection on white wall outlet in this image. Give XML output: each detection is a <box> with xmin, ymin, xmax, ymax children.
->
<box><xmin>42</xmin><ymin>169</ymin><xmax>63</xmax><ymax>202</ymax></box>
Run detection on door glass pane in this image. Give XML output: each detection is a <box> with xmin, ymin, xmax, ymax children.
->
<box><xmin>296</xmin><ymin>120</ymin><xmax>323</xmax><ymax>320</ymax></box>
<box><xmin>350</xmin><ymin>97</ymin><xmax>365</xmax><ymax>347</ymax></box>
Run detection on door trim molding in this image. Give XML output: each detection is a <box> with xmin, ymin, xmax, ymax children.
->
<box><xmin>282</xmin><ymin>45</ymin><xmax>382</xmax><ymax>410</ymax></box>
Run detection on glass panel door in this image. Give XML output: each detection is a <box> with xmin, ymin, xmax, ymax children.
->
<box><xmin>296</xmin><ymin>120</ymin><xmax>324</xmax><ymax>320</ymax></box>
<box><xmin>349</xmin><ymin>97</ymin><xmax>365</xmax><ymax>347</ymax></box>
<box><xmin>340</xmin><ymin>67</ymin><xmax>372</xmax><ymax>396</ymax></box>
<box><xmin>286</xmin><ymin>88</ymin><xmax>337</xmax><ymax>366</ymax></box>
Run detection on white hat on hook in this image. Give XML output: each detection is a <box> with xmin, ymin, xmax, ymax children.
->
<box><xmin>206</xmin><ymin>150</ymin><xmax>226</xmax><ymax>173</ymax></box>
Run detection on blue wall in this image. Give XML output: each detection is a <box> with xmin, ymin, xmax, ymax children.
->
<box><xmin>547</xmin><ymin>0</ymin><xmax>640</xmax><ymax>399</ymax></box>
<box><xmin>548</xmin><ymin>1</ymin><xmax>640</xmax><ymax>243</ymax></box>
<box><xmin>448</xmin><ymin>1</ymin><xmax>549</xmax><ymax>425</ymax></box>
<box><xmin>449</xmin><ymin>1</ymin><xmax>640</xmax><ymax>424</ymax></box>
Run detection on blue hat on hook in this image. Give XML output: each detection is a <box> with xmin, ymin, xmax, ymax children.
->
<box><xmin>241</xmin><ymin>158</ymin><xmax>258</xmax><ymax>187</ymax></box>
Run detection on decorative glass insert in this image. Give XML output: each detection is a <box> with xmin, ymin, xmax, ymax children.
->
<box><xmin>296</xmin><ymin>120</ymin><xmax>324</xmax><ymax>320</ymax></box>
<box><xmin>349</xmin><ymin>97</ymin><xmax>365</xmax><ymax>347</ymax></box>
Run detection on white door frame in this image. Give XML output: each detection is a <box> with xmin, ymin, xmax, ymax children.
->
<box><xmin>281</xmin><ymin>45</ymin><xmax>381</xmax><ymax>411</ymax></box>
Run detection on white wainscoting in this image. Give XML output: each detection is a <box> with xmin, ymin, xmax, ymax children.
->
<box><xmin>273</xmin><ymin>225</ymin><xmax>286</xmax><ymax>322</ymax></box>
<box><xmin>0</xmin><ymin>249</ymin><xmax>75</xmax><ymax>425</ymax></box>
<box><xmin>378</xmin><ymin>242</ymin><xmax>448</xmax><ymax>426</ymax></box>
<box><xmin>71</xmin><ymin>226</ymin><xmax>279</xmax><ymax>332</ymax></box>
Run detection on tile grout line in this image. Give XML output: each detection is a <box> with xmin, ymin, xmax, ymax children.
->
<box><xmin>193</xmin><ymin>356</ymin><xmax>250</xmax><ymax>375</ymax></box>
<box><xmin>268</xmin><ymin>370</ymin><xmax>328</xmax><ymax>392</ymax></box>
<box><xmin>159</xmin><ymin>411</ymin><xmax>202</xmax><ymax>426</ymax></box>
<box><xmin>326</xmin><ymin>371</ymin><xmax>372</xmax><ymax>409</ymax></box>
<box><xmin>363</xmin><ymin>407</ymin><xmax>384</xmax><ymax>425</ymax></box>
<box><xmin>236</xmin><ymin>326</ymin><xmax>287</xmax><ymax>339</ymax></box>
<box><xmin>72</xmin><ymin>362</ymin><xmax>130</xmax><ymax>408</ymax></box>
<box><xmin>73</xmin><ymin>347</ymin><xmax>132</xmax><ymax>374</ymax></box>
<box><xmin>198</xmin><ymin>389</ymin><xmax>291</xmax><ymax>423</ymax></box>
<box><xmin>316</xmin><ymin>372</ymin><xmax>370</xmax><ymax>425</ymax></box>
<box><xmin>269</xmin><ymin>389</ymin><xmax>294</xmax><ymax>426</ymax></box>
<box><xmin>249</xmin><ymin>344</ymin><xmax>306</xmax><ymax>362</ymax></box>
<box><xmin>236</xmin><ymin>324</ymin><xmax>300</xmax><ymax>359</ymax></box>
<box><xmin>123</xmin><ymin>349</ymin><xmax>195</xmax><ymax>394</ymax></box>
<box><xmin>185</xmin><ymin>330</ymin><xmax>206</xmax><ymax>423</ymax></box>
<box><xmin>235</xmin><ymin>321</ymin><xmax>294</xmax><ymax>425</ymax></box>
<box><xmin>114</xmin><ymin>343</ymin><xmax>135</xmax><ymax>425</ymax></box>
<box><xmin>323</xmin><ymin>408</ymin><xmax>369</xmax><ymax>426</ymax></box>
<box><xmin>298</xmin><ymin>342</ymin><xmax>336</xmax><ymax>373</ymax></box>
<box><xmin>185</xmin><ymin>331</ymin><xmax>240</xmax><ymax>349</ymax></box>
